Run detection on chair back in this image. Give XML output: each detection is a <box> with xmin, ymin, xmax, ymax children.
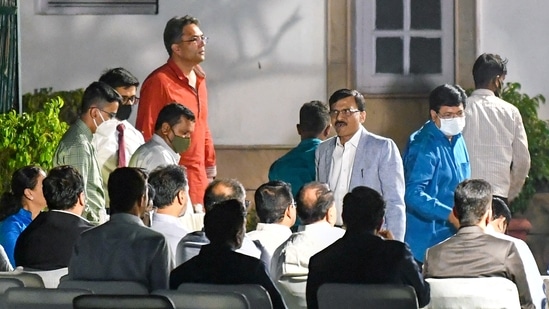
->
<box><xmin>0</xmin><ymin>278</ymin><xmax>23</xmax><ymax>293</ymax></box>
<box><xmin>178</xmin><ymin>283</ymin><xmax>273</xmax><ymax>309</ymax></box>
<box><xmin>0</xmin><ymin>269</ymin><xmax>44</xmax><ymax>287</ymax></box>
<box><xmin>425</xmin><ymin>277</ymin><xmax>521</xmax><ymax>309</ymax></box>
<box><xmin>23</xmin><ymin>267</ymin><xmax>68</xmax><ymax>288</ymax></box>
<box><xmin>73</xmin><ymin>294</ymin><xmax>175</xmax><ymax>309</ymax></box>
<box><xmin>58</xmin><ymin>279</ymin><xmax>149</xmax><ymax>294</ymax></box>
<box><xmin>175</xmin><ymin>241</ymin><xmax>204</xmax><ymax>265</ymax></box>
<box><xmin>2</xmin><ymin>287</ymin><xmax>91</xmax><ymax>309</ymax></box>
<box><xmin>317</xmin><ymin>283</ymin><xmax>418</xmax><ymax>309</ymax></box>
<box><xmin>153</xmin><ymin>289</ymin><xmax>250</xmax><ymax>309</ymax></box>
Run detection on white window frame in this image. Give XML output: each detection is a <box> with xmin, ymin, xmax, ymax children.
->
<box><xmin>34</xmin><ymin>0</ymin><xmax>158</xmax><ymax>15</ymax></box>
<box><xmin>355</xmin><ymin>0</ymin><xmax>454</xmax><ymax>94</ymax></box>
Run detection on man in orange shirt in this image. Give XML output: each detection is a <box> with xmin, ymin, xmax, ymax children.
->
<box><xmin>137</xmin><ymin>15</ymin><xmax>216</xmax><ymax>207</ymax></box>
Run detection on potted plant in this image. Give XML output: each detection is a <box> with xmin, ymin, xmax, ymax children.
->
<box><xmin>501</xmin><ymin>83</ymin><xmax>548</xmax><ymax>242</ymax></box>
<box><xmin>0</xmin><ymin>97</ymin><xmax>68</xmax><ymax>193</ymax></box>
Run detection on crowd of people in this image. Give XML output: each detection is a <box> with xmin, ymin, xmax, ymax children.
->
<box><xmin>0</xmin><ymin>13</ymin><xmax>541</xmax><ymax>309</ymax></box>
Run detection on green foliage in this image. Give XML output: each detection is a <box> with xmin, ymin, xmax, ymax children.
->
<box><xmin>503</xmin><ymin>82</ymin><xmax>548</xmax><ymax>213</ymax></box>
<box><xmin>22</xmin><ymin>88</ymin><xmax>84</xmax><ymax>125</ymax></box>
<box><xmin>0</xmin><ymin>97</ymin><xmax>68</xmax><ymax>193</ymax></box>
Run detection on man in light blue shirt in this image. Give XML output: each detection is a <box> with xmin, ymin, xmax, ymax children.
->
<box><xmin>403</xmin><ymin>84</ymin><xmax>470</xmax><ymax>263</ymax></box>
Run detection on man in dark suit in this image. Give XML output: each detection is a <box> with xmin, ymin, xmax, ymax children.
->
<box><xmin>14</xmin><ymin>165</ymin><xmax>94</xmax><ymax>270</ymax></box>
<box><xmin>424</xmin><ymin>179</ymin><xmax>534</xmax><ymax>309</ymax></box>
<box><xmin>316</xmin><ymin>89</ymin><xmax>405</xmax><ymax>240</ymax></box>
<box><xmin>170</xmin><ymin>199</ymin><xmax>287</xmax><ymax>309</ymax></box>
<box><xmin>306</xmin><ymin>186</ymin><xmax>429</xmax><ymax>309</ymax></box>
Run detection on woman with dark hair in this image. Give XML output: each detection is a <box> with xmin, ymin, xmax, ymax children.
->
<box><xmin>0</xmin><ymin>166</ymin><xmax>47</xmax><ymax>267</ymax></box>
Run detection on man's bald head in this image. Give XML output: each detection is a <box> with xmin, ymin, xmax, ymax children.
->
<box><xmin>296</xmin><ymin>182</ymin><xmax>335</xmax><ymax>225</ymax></box>
<box><xmin>204</xmin><ymin>178</ymin><xmax>246</xmax><ymax>212</ymax></box>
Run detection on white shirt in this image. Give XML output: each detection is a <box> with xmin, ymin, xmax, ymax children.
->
<box><xmin>270</xmin><ymin>221</ymin><xmax>345</xmax><ymax>308</ymax></box>
<box><xmin>151</xmin><ymin>212</ymin><xmax>189</xmax><ymax>260</ymax></box>
<box><xmin>329</xmin><ymin>129</ymin><xmax>362</xmax><ymax>225</ymax></box>
<box><xmin>247</xmin><ymin>223</ymin><xmax>292</xmax><ymax>257</ymax></box>
<box><xmin>463</xmin><ymin>89</ymin><xmax>530</xmax><ymax>199</ymax></box>
<box><xmin>92</xmin><ymin>119</ymin><xmax>145</xmax><ymax>202</ymax></box>
<box><xmin>486</xmin><ymin>225</ymin><xmax>545</xmax><ymax>308</ymax></box>
<box><xmin>129</xmin><ymin>134</ymin><xmax>193</xmax><ymax>217</ymax></box>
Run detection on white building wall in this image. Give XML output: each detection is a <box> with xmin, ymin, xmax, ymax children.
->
<box><xmin>19</xmin><ymin>0</ymin><xmax>327</xmax><ymax>145</ymax></box>
<box><xmin>477</xmin><ymin>0</ymin><xmax>549</xmax><ymax>119</ymax></box>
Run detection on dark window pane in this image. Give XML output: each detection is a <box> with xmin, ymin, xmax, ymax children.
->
<box><xmin>376</xmin><ymin>0</ymin><xmax>403</xmax><ymax>30</ymax></box>
<box><xmin>376</xmin><ymin>37</ymin><xmax>403</xmax><ymax>74</ymax></box>
<box><xmin>411</xmin><ymin>0</ymin><xmax>441</xmax><ymax>29</ymax></box>
<box><xmin>410</xmin><ymin>37</ymin><xmax>441</xmax><ymax>74</ymax></box>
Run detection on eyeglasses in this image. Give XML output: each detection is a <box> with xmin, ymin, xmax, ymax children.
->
<box><xmin>122</xmin><ymin>96</ymin><xmax>139</xmax><ymax>105</ymax></box>
<box><xmin>329</xmin><ymin>108</ymin><xmax>361</xmax><ymax>118</ymax></box>
<box><xmin>437</xmin><ymin>111</ymin><xmax>465</xmax><ymax>119</ymax></box>
<box><xmin>182</xmin><ymin>35</ymin><xmax>209</xmax><ymax>44</ymax></box>
<box><xmin>95</xmin><ymin>108</ymin><xmax>116</xmax><ymax>120</ymax></box>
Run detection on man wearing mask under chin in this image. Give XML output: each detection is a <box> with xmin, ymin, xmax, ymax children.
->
<box><xmin>54</xmin><ymin>81</ymin><xmax>121</xmax><ymax>224</ymax></box>
<box><xmin>92</xmin><ymin>68</ymin><xmax>145</xmax><ymax>209</ymax></box>
<box><xmin>402</xmin><ymin>84</ymin><xmax>471</xmax><ymax>266</ymax></box>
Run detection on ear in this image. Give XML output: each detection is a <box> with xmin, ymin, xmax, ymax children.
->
<box><xmin>430</xmin><ymin>109</ymin><xmax>438</xmax><ymax>122</ymax></box>
<box><xmin>77</xmin><ymin>192</ymin><xmax>85</xmax><ymax>207</ymax></box>
<box><xmin>296</xmin><ymin>124</ymin><xmax>302</xmax><ymax>136</ymax></box>
<box><xmin>161</xmin><ymin>122</ymin><xmax>171</xmax><ymax>136</ymax></box>
<box><xmin>171</xmin><ymin>43</ymin><xmax>181</xmax><ymax>56</ymax></box>
<box><xmin>359</xmin><ymin>111</ymin><xmax>367</xmax><ymax>124</ymax></box>
<box><xmin>23</xmin><ymin>188</ymin><xmax>34</xmax><ymax>201</ymax></box>
<box><xmin>326</xmin><ymin>205</ymin><xmax>337</xmax><ymax>226</ymax></box>
<box><xmin>322</xmin><ymin>124</ymin><xmax>332</xmax><ymax>139</ymax></box>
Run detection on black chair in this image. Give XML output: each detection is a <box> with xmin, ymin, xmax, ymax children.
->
<box><xmin>317</xmin><ymin>283</ymin><xmax>418</xmax><ymax>309</ymax></box>
<box><xmin>73</xmin><ymin>294</ymin><xmax>175</xmax><ymax>309</ymax></box>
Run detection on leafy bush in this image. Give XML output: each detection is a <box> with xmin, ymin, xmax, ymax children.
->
<box><xmin>503</xmin><ymin>82</ymin><xmax>549</xmax><ymax>213</ymax></box>
<box><xmin>0</xmin><ymin>97</ymin><xmax>68</xmax><ymax>193</ymax></box>
<box><xmin>22</xmin><ymin>87</ymin><xmax>83</xmax><ymax>125</ymax></box>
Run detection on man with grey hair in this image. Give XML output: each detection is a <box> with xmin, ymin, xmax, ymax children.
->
<box><xmin>175</xmin><ymin>179</ymin><xmax>268</xmax><ymax>264</ymax></box>
<box><xmin>424</xmin><ymin>179</ymin><xmax>534</xmax><ymax>309</ymax></box>
<box><xmin>270</xmin><ymin>181</ymin><xmax>345</xmax><ymax>308</ymax></box>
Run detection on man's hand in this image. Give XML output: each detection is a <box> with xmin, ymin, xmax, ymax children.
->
<box><xmin>378</xmin><ymin>229</ymin><xmax>394</xmax><ymax>240</ymax></box>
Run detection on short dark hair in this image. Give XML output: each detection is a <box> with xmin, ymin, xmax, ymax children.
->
<box><xmin>491</xmin><ymin>197</ymin><xmax>512</xmax><ymax>225</ymax></box>
<box><xmin>328</xmin><ymin>89</ymin><xmax>366</xmax><ymax>111</ymax></box>
<box><xmin>204</xmin><ymin>179</ymin><xmax>246</xmax><ymax>212</ymax></box>
<box><xmin>81</xmin><ymin>81</ymin><xmax>122</xmax><ymax>114</ymax></box>
<box><xmin>163</xmin><ymin>15</ymin><xmax>200</xmax><ymax>56</ymax></box>
<box><xmin>296</xmin><ymin>182</ymin><xmax>334</xmax><ymax>225</ymax></box>
<box><xmin>254</xmin><ymin>181</ymin><xmax>293</xmax><ymax>224</ymax></box>
<box><xmin>428</xmin><ymin>84</ymin><xmax>467</xmax><ymax>113</ymax></box>
<box><xmin>454</xmin><ymin>179</ymin><xmax>493</xmax><ymax>226</ymax></box>
<box><xmin>99</xmin><ymin>67</ymin><xmax>140</xmax><ymax>89</ymax></box>
<box><xmin>43</xmin><ymin>166</ymin><xmax>84</xmax><ymax>211</ymax></box>
<box><xmin>204</xmin><ymin>199</ymin><xmax>246</xmax><ymax>245</ymax></box>
<box><xmin>154</xmin><ymin>103</ymin><xmax>196</xmax><ymax>131</ymax></box>
<box><xmin>108</xmin><ymin>167</ymin><xmax>148</xmax><ymax>214</ymax></box>
<box><xmin>148</xmin><ymin>165</ymin><xmax>188</xmax><ymax>209</ymax></box>
<box><xmin>472</xmin><ymin>53</ymin><xmax>508</xmax><ymax>88</ymax></box>
<box><xmin>342</xmin><ymin>186</ymin><xmax>385</xmax><ymax>232</ymax></box>
<box><xmin>299</xmin><ymin>100</ymin><xmax>330</xmax><ymax>136</ymax></box>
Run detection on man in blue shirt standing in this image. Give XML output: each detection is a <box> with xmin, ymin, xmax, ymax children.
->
<box><xmin>403</xmin><ymin>84</ymin><xmax>470</xmax><ymax>264</ymax></box>
<box><xmin>269</xmin><ymin>100</ymin><xmax>331</xmax><ymax>229</ymax></box>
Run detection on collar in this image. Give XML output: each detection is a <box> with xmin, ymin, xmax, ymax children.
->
<box><xmin>255</xmin><ymin>223</ymin><xmax>292</xmax><ymax>232</ymax></box>
<box><xmin>108</xmin><ymin>213</ymin><xmax>145</xmax><ymax>226</ymax></box>
<box><xmin>336</xmin><ymin>126</ymin><xmax>363</xmax><ymax>148</ymax></box>
<box><xmin>75</xmin><ymin>119</ymin><xmax>93</xmax><ymax>142</ymax></box>
<box><xmin>50</xmin><ymin>209</ymin><xmax>90</xmax><ymax>221</ymax></box>
<box><xmin>153</xmin><ymin>212</ymin><xmax>184</xmax><ymax>224</ymax></box>
<box><xmin>471</xmin><ymin>88</ymin><xmax>496</xmax><ymax>97</ymax></box>
<box><xmin>167</xmin><ymin>58</ymin><xmax>206</xmax><ymax>81</ymax></box>
<box><xmin>298</xmin><ymin>138</ymin><xmax>322</xmax><ymax>147</ymax></box>
<box><xmin>299</xmin><ymin>220</ymin><xmax>333</xmax><ymax>232</ymax></box>
<box><xmin>456</xmin><ymin>225</ymin><xmax>485</xmax><ymax>234</ymax></box>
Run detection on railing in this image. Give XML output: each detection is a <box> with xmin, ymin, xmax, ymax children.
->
<box><xmin>0</xmin><ymin>0</ymin><xmax>18</xmax><ymax>113</ymax></box>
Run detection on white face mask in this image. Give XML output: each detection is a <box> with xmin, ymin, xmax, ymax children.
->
<box><xmin>439</xmin><ymin>117</ymin><xmax>465</xmax><ymax>136</ymax></box>
<box><xmin>94</xmin><ymin>118</ymin><xmax>119</xmax><ymax>136</ymax></box>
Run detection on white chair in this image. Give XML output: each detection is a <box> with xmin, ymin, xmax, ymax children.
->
<box><xmin>317</xmin><ymin>283</ymin><xmax>418</xmax><ymax>309</ymax></box>
<box><xmin>153</xmin><ymin>289</ymin><xmax>250</xmax><ymax>309</ymax></box>
<box><xmin>58</xmin><ymin>279</ymin><xmax>149</xmax><ymax>294</ymax></box>
<box><xmin>178</xmin><ymin>283</ymin><xmax>273</xmax><ymax>309</ymax></box>
<box><xmin>1</xmin><ymin>287</ymin><xmax>91</xmax><ymax>309</ymax></box>
<box><xmin>73</xmin><ymin>294</ymin><xmax>175</xmax><ymax>309</ymax></box>
<box><xmin>0</xmin><ymin>268</ymin><xmax>44</xmax><ymax>287</ymax></box>
<box><xmin>23</xmin><ymin>267</ymin><xmax>68</xmax><ymax>288</ymax></box>
<box><xmin>425</xmin><ymin>277</ymin><xmax>521</xmax><ymax>309</ymax></box>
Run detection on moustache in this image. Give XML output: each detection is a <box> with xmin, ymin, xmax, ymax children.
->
<box><xmin>335</xmin><ymin>121</ymin><xmax>347</xmax><ymax>126</ymax></box>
